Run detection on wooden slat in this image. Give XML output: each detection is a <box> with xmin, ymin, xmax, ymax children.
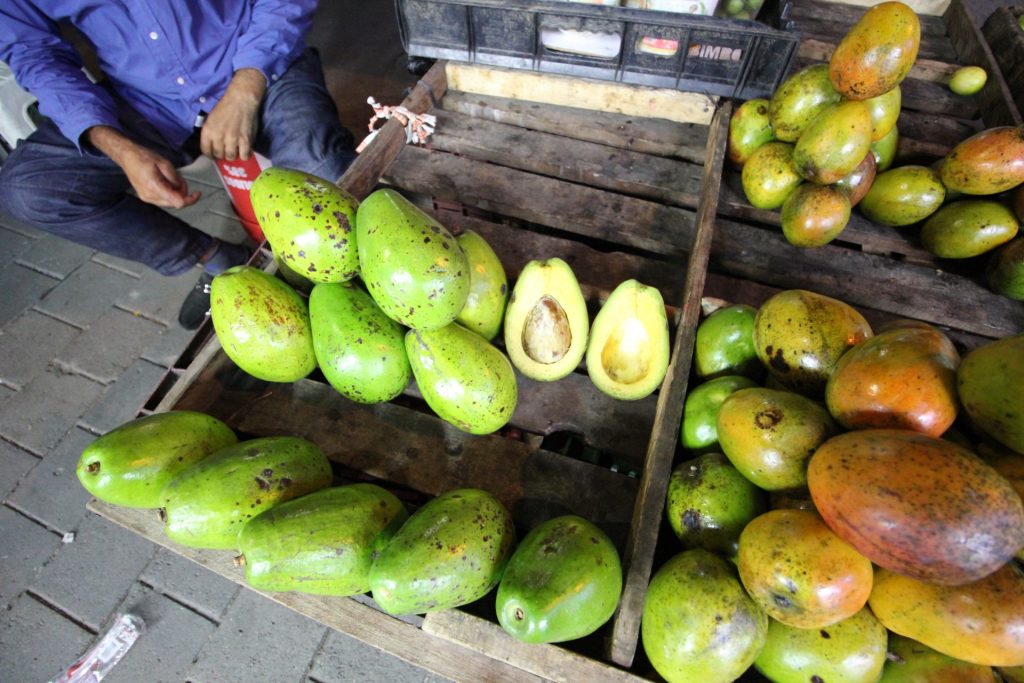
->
<box><xmin>797</xmin><ymin>39</ymin><xmax>960</xmax><ymax>84</ymax></box>
<box><xmin>790</xmin><ymin>0</ymin><xmax>949</xmax><ymax>36</ymax></box>
<box><xmin>982</xmin><ymin>8</ymin><xmax>1024</xmax><ymax>117</ymax></box>
<box><xmin>815</xmin><ymin>0</ymin><xmax>951</xmax><ymax>16</ymax></box>
<box><xmin>792</xmin><ymin>16</ymin><xmax>958</xmax><ymax>63</ymax></box>
<box><xmin>607</xmin><ymin>100</ymin><xmax>733</xmax><ymax>668</ymax></box>
<box><xmin>422</xmin><ymin>610</ymin><xmax>645</xmax><ymax>683</ymax></box>
<box><xmin>441</xmin><ymin>91</ymin><xmax>709</xmax><ymax>163</ymax></box>
<box><xmin>87</xmin><ymin>501</ymin><xmax>544</xmax><ymax>683</ymax></box>
<box><xmin>444</xmin><ymin>62</ymin><xmax>716</xmax><ymax>126</ymax></box>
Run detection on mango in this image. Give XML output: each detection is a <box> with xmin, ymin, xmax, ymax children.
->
<box><xmin>741</xmin><ymin>141</ymin><xmax>803</xmax><ymax>210</ymax></box>
<box><xmin>863</xmin><ymin>86</ymin><xmax>902</xmax><ymax>142</ymax></box>
<box><xmin>826</xmin><ymin>323</ymin><xmax>959</xmax><ymax>437</ymax></box>
<box><xmin>738</xmin><ymin>509</ymin><xmax>873</xmax><ymax>628</ymax></box>
<box><xmin>728</xmin><ymin>98</ymin><xmax>775</xmax><ymax>166</ymax></box>
<box><xmin>309</xmin><ymin>282</ymin><xmax>410</xmax><ymax>404</ymax></box>
<box><xmin>681</xmin><ymin>375</ymin><xmax>759</xmax><ymax>452</ymax></box>
<box><xmin>586</xmin><ymin>279</ymin><xmax>669</xmax><ymax>401</ymax></box>
<box><xmin>250</xmin><ymin>167</ymin><xmax>360</xmax><ymax>283</ymax></box>
<box><xmin>694</xmin><ymin>303</ymin><xmax>760</xmax><ymax>380</ymax></box>
<box><xmin>356</xmin><ymin>188</ymin><xmax>469</xmax><ymax>330</ymax></box>
<box><xmin>406</xmin><ymin>323</ymin><xmax>517</xmax><ymax>435</ymax></box>
<box><xmin>210</xmin><ymin>266</ymin><xmax>317</xmax><ymax>383</ymax></box>
<box><xmin>495</xmin><ymin>515</ymin><xmax>621</xmax><ymax>644</ymax></box>
<box><xmin>780</xmin><ymin>182</ymin><xmax>852</xmax><ymax>247</ymax></box>
<box><xmin>1015</xmin><ymin>185</ymin><xmax>1024</xmax><ymax>222</ymax></box>
<box><xmin>940</xmin><ymin>126</ymin><xmax>1024</xmax><ymax>195</ymax></box>
<box><xmin>753</xmin><ymin>289</ymin><xmax>873</xmax><ymax>396</ymax></box>
<box><xmin>949</xmin><ymin>66</ymin><xmax>988</xmax><ymax>96</ymax></box>
<box><xmin>829</xmin><ymin>1</ymin><xmax>921</xmax><ymax>100</ymax></box>
<box><xmin>988</xmin><ymin>237</ymin><xmax>1024</xmax><ymax>300</ymax></box>
<box><xmin>880</xmin><ymin>634</ymin><xmax>999</xmax><ymax>683</ymax></box>
<box><xmin>768</xmin><ymin>64</ymin><xmax>842</xmax><ymax>143</ymax></box>
<box><xmin>160</xmin><ymin>436</ymin><xmax>333</xmax><ymax>550</ymax></box>
<box><xmin>666</xmin><ymin>452</ymin><xmax>767</xmax><ymax>557</ymax></box>
<box><xmin>871</xmin><ymin>124</ymin><xmax>899</xmax><ymax>171</ymax></box>
<box><xmin>808</xmin><ymin>429</ymin><xmax>1024</xmax><ymax>585</ymax></box>
<box><xmin>237</xmin><ymin>483</ymin><xmax>408</xmax><ymax>596</ymax></box>
<box><xmin>76</xmin><ymin>411</ymin><xmax>237</xmax><ymax>508</ymax></box>
<box><xmin>755</xmin><ymin>608</ymin><xmax>889</xmax><ymax>683</ymax></box>
<box><xmin>369</xmin><ymin>488</ymin><xmax>515</xmax><ymax>615</ymax></box>
<box><xmin>834</xmin><ymin>152</ymin><xmax>877</xmax><ymax>207</ymax></box>
<box><xmin>921</xmin><ymin>200</ymin><xmax>1019</xmax><ymax>258</ymax></box>
<box><xmin>503</xmin><ymin>258</ymin><xmax>588</xmax><ymax>382</ymax></box>
<box><xmin>860</xmin><ymin>165</ymin><xmax>945</xmax><ymax>227</ymax></box>
<box><xmin>958</xmin><ymin>334</ymin><xmax>1024</xmax><ymax>454</ymax></box>
<box><xmin>794</xmin><ymin>101</ymin><xmax>874</xmax><ymax>185</ymax></box>
<box><xmin>455</xmin><ymin>230</ymin><xmax>508</xmax><ymax>341</ymax></box>
<box><xmin>641</xmin><ymin>549</ymin><xmax>768</xmax><ymax>683</ymax></box>
<box><xmin>870</xmin><ymin>564</ymin><xmax>1024</xmax><ymax>667</ymax></box>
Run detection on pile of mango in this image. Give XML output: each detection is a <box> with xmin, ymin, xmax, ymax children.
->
<box><xmin>731</xmin><ymin>1</ymin><xmax>1024</xmax><ymax>301</ymax></box>
<box><xmin>645</xmin><ymin>288</ymin><xmax>1024</xmax><ymax>682</ymax></box>
<box><xmin>76</xmin><ymin>412</ymin><xmax>625</xmax><ymax>644</ymax></box>
<box><xmin>209</xmin><ymin>168</ymin><xmax>672</xmax><ymax>436</ymax></box>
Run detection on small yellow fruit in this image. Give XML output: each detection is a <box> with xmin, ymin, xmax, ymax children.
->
<box><xmin>949</xmin><ymin>66</ymin><xmax>988</xmax><ymax>96</ymax></box>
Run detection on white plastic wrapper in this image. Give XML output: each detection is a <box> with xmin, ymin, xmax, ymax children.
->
<box><xmin>51</xmin><ymin>614</ymin><xmax>145</xmax><ymax>683</ymax></box>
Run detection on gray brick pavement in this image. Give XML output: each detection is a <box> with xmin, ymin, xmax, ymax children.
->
<box><xmin>91</xmin><ymin>251</ymin><xmax>146</xmax><ymax>278</ymax></box>
<box><xmin>7</xmin><ymin>426</ymin><xmax>96</xmax><ymax>534</ymax></box>
<box><xmin>0</xmin><ymin>309</ymin><xmax>81</xmax><ymax>390</ymax></box>
<box><xmin>309</xmin><ymin>630</ymin><xmax>452</xmax><ymax>683</ymax></box>
<box><xmin>54</xmin><ymin>307</ymin><xmax>166</xmax><ymax>384</ymax></box>
<box><xmin>16</xmin><ymin>232</ymin><xmax>96</xmax><ymax>279</ymax></box>
<box><xmin>79</xmin><ymin>358</ymin><xmax>169</xmax><ymax>434</ymax></box>
<box><xmin>114</xmin><ymin>266</ymin><xmax>202</xmax><ymax>328</ymax></box>
<box><xmin>0</xmin><ymin>366</ymin><xmax>105</xmax><ymax>455</ymax></box>
<box><xmin>140</xmin><ymin>547</ymin><xmax>240</xmax><ymax>622</ymax></box>
<box><xmin>143</xmin><ymin>324</ymin><xmax>199</xmax><ymax>368</ymax></box>
<box><xmin>0</xmin><ymin>225</ymin><xmax>35</xmax><ymax>264</ymax></box>
<box><xmin>36</xmin><ymin>260</ymin><xmax>138</xmax><ymax>328</ymax></box>
<box><xmin>0</xmin><ymin>505</ymin><xmax>62</xmax><ymax>608</ymax></box>
<box><xmin>31</xmin><ymin>512</ymin><xmax>156</xmax><ymax>630</ymax></box>
<box><xmin>0</xmin><ymin>439</ymin><xmax>39</xmax><ymax>500</ymax></box>
<box><xmin>0</xmin><ymin>592</ymin><xmax>94</xmax><ymax>683</ymax></box>
<box><xmin>0</xmin><ymin>261</ymin><xmax>59</xmax><ymax>327</ymax></box>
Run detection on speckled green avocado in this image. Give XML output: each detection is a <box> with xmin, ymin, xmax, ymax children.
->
<box><xmin>160</xmin><ymin>436</ymin><xmax>333</xmax><ymax>550</ymax></box>
<box><xmin>455</xmin><ymin>230</ymin><xmax>508</xmax><ymax>341</ymax></box>
<box><xmin>309</xmin><ymin>281</ymin><xmax>410</xmax><ymax>404</ymax></box>
<box><xmin>369</xmin><ymin>488</ymin><xmax>516</xmax><ymax>616</ymax></box>
<box><xmin>356</xmin><ymin>189</ymin><xmax>469</xmax><ymax>331</ymax></box>
<box><xmin>76</xmin><ymin>411</ymin><xmax>237</xmax><ymax>508</ymax></box>
<box><xmin>237</xmin><ymin>483</ymin><xmax>407</xmax><ymax>596</ymax></box>
<box><xmin>250</xmin><ymin>167</ymin><xmax>360</xmax><ymax>283</ymax></box>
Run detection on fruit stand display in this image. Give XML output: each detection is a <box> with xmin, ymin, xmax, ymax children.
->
<box><xmin>80</xmin><ymin>0</ymin><xmax>1024</xmax><ymax>681</ymax></box>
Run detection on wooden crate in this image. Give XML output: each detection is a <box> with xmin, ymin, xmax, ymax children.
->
<box><xmin>86</xmin><ymin>1</ymin><xmax>1022</xmax><ymax>680</ymax></box>
<box><xmin>982</xmin><ymin>6</ymin><xmax>1024</xmax><ymax>119</ymax></box>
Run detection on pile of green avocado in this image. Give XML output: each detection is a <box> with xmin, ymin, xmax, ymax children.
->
<box><xmin>211</xmin><ymin>168</ymin><xmax>676</xmax><ymax>437</ymax></box>
<box><xmin>76</xmin><ymin>411</ymin><xmax>624</xmax><ymax>645</ymax></box>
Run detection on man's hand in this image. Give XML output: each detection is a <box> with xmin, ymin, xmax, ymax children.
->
<box><xmin>200</xmin><ymin>68</ymin><xmax>267</xmax><ymax>161</ymax></box>
<box><xmin>87</xmin><ymin>125</ymin><xmax>201</xmax><ymax>209</ymax></box>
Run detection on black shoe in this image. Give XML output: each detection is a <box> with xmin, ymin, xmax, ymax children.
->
<box><xmin>178</xmin><ymin>270</ymin><xmax>216</xmax><ymax>331</ymax></box>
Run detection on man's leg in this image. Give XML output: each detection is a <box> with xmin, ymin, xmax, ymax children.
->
<box><xmin>255</xmin><ymin>48</ymin><xmax>358</xmax><ymax>183</ymax></box>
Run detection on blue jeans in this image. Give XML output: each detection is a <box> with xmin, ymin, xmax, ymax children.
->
<box><xmin>0</xmin><ymin>48</ymin><xmax>356</xmax><ymax>276</ymax></box>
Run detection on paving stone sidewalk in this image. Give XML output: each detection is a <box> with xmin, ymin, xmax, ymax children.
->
<box><xmin>0</xmin><ymin>157</ymin><xmax>447</xmax><ymax>683</ymax></box>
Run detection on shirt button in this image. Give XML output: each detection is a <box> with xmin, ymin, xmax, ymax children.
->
<box><xmin>176</xmin><ymin>76</ymin><xmax>185</xmax><ymax>85</ymax></box>
<box><xmin>198</xmin><ymin>96</ymin><xmax>207</xmax><ymax>103</ymax></box>
<box><xmin>271</xmin><ymin>74</ymin><xmax>279</xmax><ymax>82</ymax></box>
<box><xmin>149</xmin><ymin>31</ymin><xmax>158</xmax><ymax>40</ymax></box>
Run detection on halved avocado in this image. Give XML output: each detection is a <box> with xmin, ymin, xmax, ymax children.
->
<box><xmin>503</xmin><ymin>258</ymin><xmax>589</xmax><ymax>382</ymax></box>
<box><xmin>586</xmin><ymin>280</ymin><xmax>670</xmax><ymax>401</ymax></box>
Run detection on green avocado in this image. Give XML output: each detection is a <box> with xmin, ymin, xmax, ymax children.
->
<box><xmin>988</xmin><ymin>237</ymin><xmax>1024</xmax><ymax>300</ymax></box>
<box><xmin>309</xmin><ymin>281</ymin><xmax>411</xmax><ymax>404</ymax></box>
<box><xmin>694</xmin><ymin>304</ymin><xmax>761</xmax><ymax>380</ymax></box>
<box><xmin>768</xmin><ymin>64</ymin><xmax>842</xmax><ymax>143</ymax></box>
<box><xmin>681</xmin><ymin>375</ymin><xmax>759</xmax><ymax>452</ymax></box>
<box><xmin>160</xmin><ymin>436</ymin><xmax>333</xmax><ymax>550</ymax></box>
<box><xmin>369</xmin><ymin>488</ymin><xmax>516</xmax><ymax>615</ymax></box>
<box><xmin>755</xmin><ymin>607</ymin><xmax>889</xmax><ymax>683</ymax></box>
<box><xmin>642</xmin><ymin>549</ymin><xmax>768</xmax><ymax>683</ymax></box>
<box><xmin>356</xmin><ymin>188</ymin><xmax>469</xmax><ymax>331</ymax></box>
<box><xmin>76</xmin><ymin>411</ymin><xmax>237</xmax><ymax>508</ymax></box>
<box><xmin>237</xmin><ymin>483</ymin><xmax>408</xmax><ymax>596</ymax></box>
<box><xmin>496</xmin><ymin>515</ymin><xmax>622</xmax><ymax>644</ymax></box>
<box><xmin>250</xmin><ymin>167</ymin><xmax>360</xmax><ymax>283</ymax></box>
<box><xmin>921</xmin><ymin>199</ymin><xmax>1019</xmax><ymax>259</ymax></box>
<box><xmin>586</xmin><ymin>280</ymin><xmax>670</xmax><ymax>401</ymax></box>
<box><xmin>455</xmin><ymin>230</ymin><xmax>508</xmax><ymax>341</ymax></box>
<box><xmin>406</xmin><ymin>323</ymin><xmax>518</xmax><ymax>435</ymax></box>
<box><xmin>210</xmin><ymin>266</ymin><xmax>316</xmax><ymax>383</ymax></box>
<box><xmin>503</xmin><ymin>258</ymin><xmax>589</xmax><ymax>382</ymax></box>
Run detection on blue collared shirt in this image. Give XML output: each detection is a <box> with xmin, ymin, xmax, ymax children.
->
<box><xmin>0</xmin><ymin>0</ymin><xmax>317</xmax><ymax>150</ymax></box>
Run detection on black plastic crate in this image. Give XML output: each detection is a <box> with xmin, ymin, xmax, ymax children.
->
<box><xmin>396</xmin><ymin>0</ymin><xmax>799</xmax><ymax>100</ymax></box>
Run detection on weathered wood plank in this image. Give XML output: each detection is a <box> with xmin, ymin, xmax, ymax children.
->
<box><xmin>797</xmin><ymin>39</ymin><xmax>959</xmax><ymax>84</ymax></box>
<box><xmin>814</xmin><ymin>0</ymin><xmax>950</xmax><ymax>17</ymax></box>
<box><xmin>383</xmin><ymin>145</ymin><xmax>696</xmax><ymax>259</ymax></box>
<box><xmin>790</xmin><ymin>0</ymin><xmax>949</xmax><ymax>35</ymax></box>
<box><xmin>441</xmin><ymin>91</ymin><xmax>709</xmax><ymax>163</ymax></box>
<box><xmin>608</xmin><ymin>100</ymin><xmax>732</xmax><ymax>668</ymax></box>
<box><xmin>444</xmin><ymin>62</ymin><xmax>717</xmax><ymax>126</ymax></box>
<box><xmin>427</xmin><ymin>109</ymin><xmax>704</xmax><ymax>210</ymax></box>
<box><xmin>87</xmin><ymin>501</ymin><xmax>545</xmax><ymax>683</ymax></box>
<box><xmin>792</xmin><ymin>16</ymin><xmax>958</xmax><ymax>62</ymax></box>
<box><xmin>982</xmin><ymin>8</ymin><xmax>1024</xmax><ymax>118</ymax></box>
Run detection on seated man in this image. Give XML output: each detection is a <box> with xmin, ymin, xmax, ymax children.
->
<box><xmin>0</xmin><ymin>0</ymin><xmax>357</xmax><ymax>329</ymax></box>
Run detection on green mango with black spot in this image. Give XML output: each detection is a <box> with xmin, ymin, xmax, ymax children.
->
<box><xmin>880</xmin><ymin>634</ymin><xmax>998</xmax><ymax>682</ymax></box>
<box><xmin>741</xmin><ymin>142</ymin><xmax>803</xmax><ymax>210</ymax></box>
<box><xmin>406</xmin><ymin>322</ymin><xmax>517</xmax><ymax>435</ymax></box>
<box><xmin>496</xmin><ymin>515</ymin><xmax>622</xmax><ymax>644</ymax></box>
<box><xmin>76</xmin><ymin>411</ymin><xmax>237</xmax><ymax>508</ymax></box>
<box><xmin>237</xmin><ymin>483</ymin><xmax>408</xmax><ymax>596</ymax></box>
<box><xmin>871</xmin><ymin>124</ymin><xmax>899</xmax><ymax>172</ymax></box>
<box><xmin>357</xmin><ymin>188</ymin><xmax>470</xmax><ymax>331</ymax></box>
<box><xmin>309</xmin><ymin>281</ymin><xmax>411</xmax><ymax>404</ymax></box>
<box><xmin>250</xmin><ymin>167</ymin><xmax>360</xmax><ymax>283</ymax></box>
<box><xmin>921</xmin><ymin>199</ymin><xmax>1019</xmax><ymax>259</ymax></box>
<box><xmin>793</xmin><ymin>100</ymin><xmax>873</xmax><ymax>185</ymax></box>
<box><xmin>768</xmin><ymin>64</ymin><xmax>841</xmax><ymax>143</ymax></box>
<box><xmin>860</xmin><ymin>165</ymin><xmax>946</xmax><ymax>227</ymax></box>
<box><xmin>160</xmin><ymin>436</ymin><xmax>333</xmax><ymax>550</ymax></box>
<box><xmin>988</xmin><ymin>237</ymin><xmax>1024</xmax><ymax>300</ymax></box>
<box><xmin>369</xmin><ymin>488</ymin><xmax>516</xmax><ymax>615</ymax></box>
